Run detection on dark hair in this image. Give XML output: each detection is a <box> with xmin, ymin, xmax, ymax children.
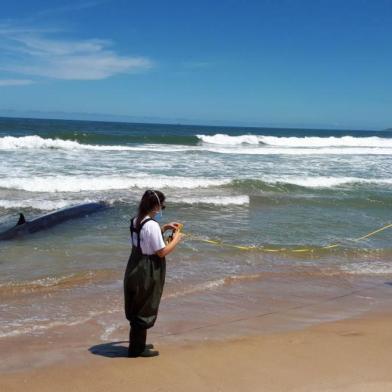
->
<box><xmin>136</xmin><ymin>189</ymin><xmax>165</xmax><ymax>229</ymax></box>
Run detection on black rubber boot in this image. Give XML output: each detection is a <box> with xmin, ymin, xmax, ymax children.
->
<box><xmin>138</xmin><ymin>348</ymin><xmax>159</xmax><ymax>357</ymax></box>
<box><xmin>128</xmin><ymin>325</ymin><xmax>159</xmax><ymax>357</ymax></box>
<box><xmin>128</xmin><ymin>325</ymin><xmax>147</xmax><ymax>357</ymax></box>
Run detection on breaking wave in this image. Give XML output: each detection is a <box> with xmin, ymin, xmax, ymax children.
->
<box><xmin>0</xmin><ymin>135</ymin><xmax>135</xmax><ymax>151</ymax></box>
<box><xmin>0</xmin><ymin>175</ymin><xmax>230</xmax><ymax>192</ymax></box>
<box><xmin>197</xmin><ymin>134</ymin><xmax>261</xmax><ymax>145</ymax></box>
<box><xmin>2</xmin><ymin>135</ymin><xmax>392</xmax><ymax>156</ymax></box>
<box><xmin>229</xmin><ymin>177</ymin><xmax>392</xmax><ymax>192</ymax></box>
<box><xmin>265</xmin><ymin>176</ymin><xmax>392</xmax><ymax>188</ymax></box>
<box><xmin>179</xmin><ymin>195</ymin><xmax>250</xmax><ymax>206</ymax></box>
<box><xmin>0</xmin><ymin>198</ymin><xmax>95</xmax><ymax>210</ymax></box>
<box><xmin>197</xmin><ymin>134</ymin><xmax>392</xmax><ymax>148</ymax></box>
<box><xmin>0</xmin><ymin>175</ymin><xmax>391</xmax><ymax>194</ymax></box>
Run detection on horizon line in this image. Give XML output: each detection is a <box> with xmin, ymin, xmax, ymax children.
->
<box><xmin>0</xmin><ymin>112</ymin><xmax>386</xmax><ymax>133</ymax></box>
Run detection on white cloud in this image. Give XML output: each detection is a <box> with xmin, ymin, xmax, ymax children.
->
<box><xmin>0</xmin><ymin>79</ymin><xmax>34</xmax><ymax>86</ymax></box>
<box><xmin>0</xmin><ymin>26</ymin><xmax>153</xmax><ymax>80</ymax></box>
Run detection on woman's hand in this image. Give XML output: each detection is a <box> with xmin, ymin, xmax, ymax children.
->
<box><xmin>156</xmin><ymin>226</ymin><xmax>183</xmax><ymax>258</ymax></box>
<box><xmin>162</xmin><ymin>222</ymin><xmax>182</xmax><ymax>233</ymax></box>
<box><xmin>171</xmin><ymin>228</ymin><xmax>183</xmax><ymax>244</ymax></box>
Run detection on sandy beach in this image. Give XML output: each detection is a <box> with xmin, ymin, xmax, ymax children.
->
<box><xmin>2</xmin><ymin>267</ymin><xmax>392</xmax><ymax>392</ymax></box>
<box><xmin>0</xmin><ymin>286</ymin><xmax>392</xmax><ymax>392</ymax></box>
<box><xmin>1</xmin><ymin>311</ymin><xmax>392</xmax><ymax>392</ymax></box>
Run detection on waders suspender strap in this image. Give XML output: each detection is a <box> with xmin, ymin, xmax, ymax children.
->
<box><xmin>130</xmin><ymin>217</ymin><xmax>154</xmax><ymax>250</ymax></box>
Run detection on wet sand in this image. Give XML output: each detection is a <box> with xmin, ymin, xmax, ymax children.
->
<box><xmin>0</xmin><ymin>267</ymin><xmax>392</xmax><ymax>392</ymax></box>
<box><xmin>2</xmin><ymin>269</ymin><xmax>392</xmax><ymax>391</ymax></box>
<box><xmin>2</xmin><ymin>311</ymin><xmax>392</xmax><ymax>392</ymax></box>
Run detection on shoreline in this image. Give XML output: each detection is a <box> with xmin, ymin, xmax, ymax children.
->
<box><xmin>2</xmin><ymin>272</ymin><xmax>392</xmax><ymax>373</ymax></box>
<box><xmin>2</xmin><ymin>264</ymin><xmax>392</xmax><ymax>392</ymax></box>
<box><xmin>2</xmin><ymin>266</ymin><xmax>391</xmax><ymax>342</ymax></box>
<box><xmin>2</xmin><ymin>310</ymin><xmax>392</xmax><ymax>391</ymax></box>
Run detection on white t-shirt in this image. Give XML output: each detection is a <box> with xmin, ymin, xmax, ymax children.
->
<box><xmin>131</xmin><ymin>216</ymin><xmax>165</xmax><ymax>255</ymax></box>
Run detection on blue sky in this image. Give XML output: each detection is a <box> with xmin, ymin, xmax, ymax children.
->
<box><xmin>0</xmin><ymin>0</ymin><xmax>391</xmax><ymax>129</ymax></box>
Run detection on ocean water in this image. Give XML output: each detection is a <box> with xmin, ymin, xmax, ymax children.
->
<box><xmin>0</xmin><ymin>117</ymin><xmax>391</xmax><ymax>341</ymax></box>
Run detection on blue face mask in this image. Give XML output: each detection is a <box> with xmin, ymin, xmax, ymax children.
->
<box><xmin>155</xmin><ymin>209</ymin><xmax>163</xmax><ymax>221</ymax></box>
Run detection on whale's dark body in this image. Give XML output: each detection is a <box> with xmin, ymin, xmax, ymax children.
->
<box><xmin>0</xmin><ymin>202</ymin><xmax>107</xmax><ymax>240</ymax></box>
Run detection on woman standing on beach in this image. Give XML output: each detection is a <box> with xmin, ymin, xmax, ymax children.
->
<box><xmin>124</xmin><ymin>190</ymin><xmax>182</xmax><ymax>357</ymax></box>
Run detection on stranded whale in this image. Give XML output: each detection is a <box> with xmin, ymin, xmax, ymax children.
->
<box><xmin>0</xmin><ymin>202</ymin><xmax>108</xmax><ymax>240</ymax></box>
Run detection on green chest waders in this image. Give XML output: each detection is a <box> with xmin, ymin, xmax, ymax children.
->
<box><xmin>124</xmin><ymin>217</ymin><xmax>166</xmax><ymax>355</ymax></box>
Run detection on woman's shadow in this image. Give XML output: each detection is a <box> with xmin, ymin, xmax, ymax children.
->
<box><xmin>89</xmin><ymin>341</ymin><xmax>129</xmax><ymax>358</ymax></box>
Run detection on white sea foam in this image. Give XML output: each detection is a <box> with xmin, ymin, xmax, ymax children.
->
<box><xmin>259</xmin><ymin>135</ymin><xmax>392</xmax><ymax>148</ymax></box>
<box><xmin>0</xmin><ymin>135</ymin><xmax>135</xmax><ymax>151</ymax></box>
<box><xmin>0</xmin><ymin>175</ymin><xmax>230</xmax><ymax>192</ymax></box>
<box><xmin>180</xmin><ymin>195</ymin><xmax>249</xmax><ymax>206</ymax></box>
<box><xmin>340</xmin><ymin>262</ymin><xmax>392</xmax><ymax>275</ymax></box>
<box><xmin>0</xmin><ymin>311</ymin><xmax>109</xmax><ymax>338</ymax></box>
<box><xmin>99</xmin><ymin>322</ymin><xmax>122</xmax><ymax>341</ymax></box>
<box><xmin>2</xmin><ymin>135</ymin><xmax>392</xmax><ymax>156</ymax></box>
<box><xmin>163</xmin><ymin>279</ymin><xmax>226</xmax><ymax>299</ymax></box>
<box><xmin>0</xmin><ymin>136</ymin><xmax>201</xmax><ymax>155</ymax></box>
<box><xmin>0</xmin><ymin>175</ymin><xmax>390</xmax><ymax>193</ymax></box>
<box><xmin>0</xmin><ymin>195</ymin><xmax>247</xmax><ymax>210</ymax></box>
<box><xmin>291</xmin><ymin>177</ymin><xmax>392</xmax><ymax>188</ymax></box>
<box><xmin>164</xmin><ymin>274</ymin><xmax>263</xmax><ymax>299</ymax></box>
<box><xmin>233</xmin><ymin>175</ymin><xmax>392</xmax><ymax>189</ymax></box>
<box><xmin>206</xmin><ymin>146</ymin><xmax>392</xmax><ymax>155</ymax></box>
<box><xmin>0</xmin><ymin>135</ymin><xmax>199</xmax><ymax>153</ymax></box>
<box><xmin>0</xmin><ymin>199</ymin><xmax>92</xmax><ymax>210</ymax></box>
<box><xmin>0</xmin><ymin>275</ymin><xmax>71</xmax><ymax>289</ymax></box>
<box><xmin>268</xmin><ymin>176</ymin><xmax>392</xmax><ymax>188</ymax></box>
<box><xmin>0</xmin><ymin>309</ymin><xmax>118</xmax><ymax>338</ymax></box>
<box><xmin>197</xmin><ymin>134</ymin><xmax>392</xmax><ymax>148</ymax></box>
<box><xmin>197</xmin><ymin>133</ymin><xmax>260</xmax><ymax>145</ymax></box>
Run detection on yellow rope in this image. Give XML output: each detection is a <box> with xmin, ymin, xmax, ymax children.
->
<box><xmin>353</xmin><ymin>223</ymin><xmax>392</xmax><ymax>241</ymax></box>
<box><xmin>183</xmin><ymin>222</ymin><xmax>392</xmax><ymax>254</ymax></box>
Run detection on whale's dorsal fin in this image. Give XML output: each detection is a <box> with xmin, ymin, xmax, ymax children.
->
<box><xmin>17</xmin><ymin>213</ymin><xmax>26</xmax><ymax>226</ymax></box>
